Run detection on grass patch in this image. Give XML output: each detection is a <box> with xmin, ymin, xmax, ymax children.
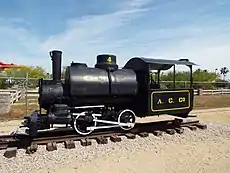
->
<box><xmin>0</xmin><ymin>104</ymin><xmax>40</xmax><ymax>121</ymax></box>
<box><xmin>1</xmin><ymin>95</ymin><xmax>230</xmax><ymax>121</ymax></box>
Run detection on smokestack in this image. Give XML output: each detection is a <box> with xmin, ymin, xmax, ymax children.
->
<box><xmin>49</xmin><ymin>50</ymin><xmax>62</xmax><ymax>82</ymax></box>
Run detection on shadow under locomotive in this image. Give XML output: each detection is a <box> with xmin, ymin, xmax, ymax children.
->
<box><xmin>21</xmin><ymin>50</ymin><xmax>197</xmax><ymax>137</ymax></box>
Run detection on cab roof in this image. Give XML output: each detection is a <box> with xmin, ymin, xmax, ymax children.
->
<box><xmin>123</xmin><ymin>57</ymin><xmax>197</xmax><ymax>71</ymax></box>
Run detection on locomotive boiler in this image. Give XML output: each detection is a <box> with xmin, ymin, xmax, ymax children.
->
<box><xmin>22</xmin><ymin>50</ymin><xmax>197</xmax><ymax>137</ymax></box>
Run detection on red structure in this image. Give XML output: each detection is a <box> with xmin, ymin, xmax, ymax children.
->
<box><xmin>0</xmin><ymin>61</ymin><xmax>22</xmax><ymax>70</ymax></box>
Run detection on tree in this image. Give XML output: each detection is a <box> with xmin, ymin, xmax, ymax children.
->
<box><xmin>0</xmin><ymin>65</ymin><xmax>49</xmax><ymax>88</ymax></box>
<box><xmin>220</xmin><ymin>67</ymin><xmax>229</xmax><ymax>80</ymax></box>
<box><xmin>3</xmin><ymin>65</ymin><xmax>48</xmax><ymax>78</ymax></box>
<box><xmin>158</xmin><ymin>68</ymin><xmax>221</xmax><ymax>89</ymax></box>
<box><xmin>192</xmin><ymin>69</ymin><xmax>219</xmax><ymax>89</ymax></box>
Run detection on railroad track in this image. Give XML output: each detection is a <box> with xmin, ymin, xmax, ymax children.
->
<box><xmin>0</xmin><ymin>117</ymin><xmax>207</xmax><ymax>158</ymax></box>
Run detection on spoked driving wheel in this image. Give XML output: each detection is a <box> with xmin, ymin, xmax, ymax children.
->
<box><xmin>118</xmin><ymin>109</ymin><xmax>136</xmax><ymax>131</ymax></box>
<box><xmin>72</xmin><ymin>112</ymin><xmax>97</xmax><ymax>135</ymax></box>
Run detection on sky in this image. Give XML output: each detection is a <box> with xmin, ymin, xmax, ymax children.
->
<box><xmin>0</xmin><ymin>0</ymin><xmax>230</xmax><ymax>77</ymax></box>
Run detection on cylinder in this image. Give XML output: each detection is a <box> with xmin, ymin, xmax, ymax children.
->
<box><xmin>50</xmin><ymin>50</ymin><xmax>62</xmax><ymax>82</ymax></box>
<box><xmin>95</xmin><ymin>54</ymin><xmax>118</xmax><ymax>71</ymax></box>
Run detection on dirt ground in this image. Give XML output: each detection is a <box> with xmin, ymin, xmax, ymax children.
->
<box><xmin>51</xmin><ymin>140</ymin><xmax>230</xmax><ymax>173</ymax></box>
<box><xmin>0</xmin><ymin>107</ymin><xmax>230</xmax><ymax>173</ymax></box>
<box><xmin>194</xmin><ymin>94</ymin><xmax>230</xmax><ymax>109</ymax></box>
<box><xmin>37</xmin><ymin>107</ymin><xmax>230</xmax><ymax>173</ymax></box>
<box><xmin>1</xmin><ymin>95</ymin><xmax>230</xmax><ymax>173</ymax></box>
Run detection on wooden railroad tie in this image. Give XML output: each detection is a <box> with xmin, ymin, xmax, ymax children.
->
<box><xmin>110</xmin><ymin>135</ymin><xmax>122</xmax><ymax>142</ymax></box>
<box><xmin>174</xmin><ymin>127</ymin><xmax>184</xmax><ymax>134</ymax></box>
<box><xmin>186</xmin><ymin>125</ymin><xmax>197</xmax><ymax>131</ymax></box>
<box><xmin>194</xmin><ymin>123</ymin><xmax>207</xmax><ymax>129</ymax></box>
<box><xmin>64</xmin><ymin>140</ymin><xmax>75</xmax><ymax>149</ymax></box>
<box><xmin>26</xmin><ymin>144</ymin><xmax>38</xmax><ymax>154</ymax></box>
<box><xmin>138</xmin><ymin>132</ymin><xmax>149</xmax><ymax>138</ymax></box>
<box><xmin>165</xmin><ymin>129</ymin><xmax>176</xmax><ymax>135</ymax></box>
<box><xmin>153</xmin><ymin>130</ymin><xmax>163</xmax><ymax>137</ymax></box>
<box><xmin>4</xmin><ymin>147</ymin><xmax>17</xmax><ymax>158</ymax></box>
<box><xmin>80</xmin><ymin>139</ymin><xmax>92</xmax><ymax>146</ymax></box>
<box><xmin>46</xmin><ymin>142</ymin><xmax>57</xmax><ymax>151</ymax></box>
<box><xmin>125</xmin><ymin>133</ymin><xmax>136</xmax><ymax>139</ymax></box>
<box><xmin>96</xmin><ymin>136</ymin><xmax>108</xmax><ymax>144</ymax></box>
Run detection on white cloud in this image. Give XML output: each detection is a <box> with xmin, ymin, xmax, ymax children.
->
<box><xmin>40</xmin><ymin>0</ymin><xmax>151</xmax><ymax>69</ymax></box>
<box><xmin>0</xmin><ymin>0</ymin><xmax>150</xmax><ymax>72</ymax></box>
<box><xmin>0</xmin><ymin>0</ymin><xmax>230</xmax><ymax>80</ymax></box>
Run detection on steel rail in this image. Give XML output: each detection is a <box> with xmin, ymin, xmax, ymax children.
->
<box><xmin>0</xmin><ymin>118</ymin><xmax>207</xmax><ymax>158</ymax></box>
<box><xmin>0</xmin><ymin>134</ymin><xmax>18</xmax><ymax>150</ymax></box>
<box><xmin>19</xmin><ymin>120</ymin><xmax>177</xmax><ymax>144</ymax></box>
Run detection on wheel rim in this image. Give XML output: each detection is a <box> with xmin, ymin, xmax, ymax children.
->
<box><xmin>73</xmin><ymin>112</ymin><xmax>97</xmax><ymax>135</ymax></box>
<box><xmin>118</xmin><ymin>109</ymin><xmax>136</xmax><ymax>131</ymax></box>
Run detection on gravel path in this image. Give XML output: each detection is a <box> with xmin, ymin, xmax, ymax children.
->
<box><xmin>0</xmin><ymin>122</ymin><xmax>230</xmax><ymax>173</ymax></box>
<box><xmin>0</xmin><ymin>108</ymin><xmax>230</xmax><ymax>173</ymax></box>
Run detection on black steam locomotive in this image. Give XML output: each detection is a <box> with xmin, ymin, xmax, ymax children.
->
<box><xmin>22</xmin><ymin>50</ymin><xmax>197</xmax><ymax>136</ymax></box>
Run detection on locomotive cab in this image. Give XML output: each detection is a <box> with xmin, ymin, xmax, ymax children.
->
<box><xmin>123</xmin><ymin>57</ymin><xmax>197</xmax><ymax>118</ymax></box>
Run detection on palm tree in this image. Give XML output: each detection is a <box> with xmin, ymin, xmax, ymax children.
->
<box><xmin>220</xmin><ymin>67</ymin><xmax>229</xmax><ymax>80</ymax></box>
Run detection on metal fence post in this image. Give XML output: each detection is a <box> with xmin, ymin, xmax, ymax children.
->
<box><xmin>25</xmin><ymin>73</ymin><xmax>28</xmax><ymax>116</ymax></box>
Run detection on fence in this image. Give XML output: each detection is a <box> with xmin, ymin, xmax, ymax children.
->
<box><xmin>19</xmin><ymin>88</ymin><xmax>230</xmax><ymax>98</ymax></box>
<box><xmin>194</xmin><ymin>89</ymin><xmax>230</xmax><ymax>95</ymax></box>
<box><xmin>0</xmin><ymin>92</ymin><xmax>11</xmax><ymax>114</ymax></box>
<box><xmin>0</xmin><ymin>89</ymin><xmax>22</xmax><ymax>104</ymax></box>
<box><xmin>160</xmin><ymin>81</ymin><xmax>230</xmax><ymax>89</ymax></box>
<box><xmin>0</xmin><ymin>76</ymin><xmax>230</xmax><ymax>103</ymax></box>
<box><xmin>0</xmin><ymin>87</ymin><xmax>229</xmax><ymax>108</ymax></box>
<box><xmin>1</xmin><ymin>76</ymin><xmax>230</xmax><ymax>89</ymax></box>
<box><xmin>0</xmin><ymin>84</ymin><xmax>230</xmax><ymax>115</ymax></box>
<box><xmin>0</xmin><ymin>89</ymin><xmax>23</xmax><ymax>114</ymax></box>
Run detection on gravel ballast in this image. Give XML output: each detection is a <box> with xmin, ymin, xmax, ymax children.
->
<box><xmin>0</xmin><ymin>121</ymin><xmax>230</xmax><ymax>173</ymax></box>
